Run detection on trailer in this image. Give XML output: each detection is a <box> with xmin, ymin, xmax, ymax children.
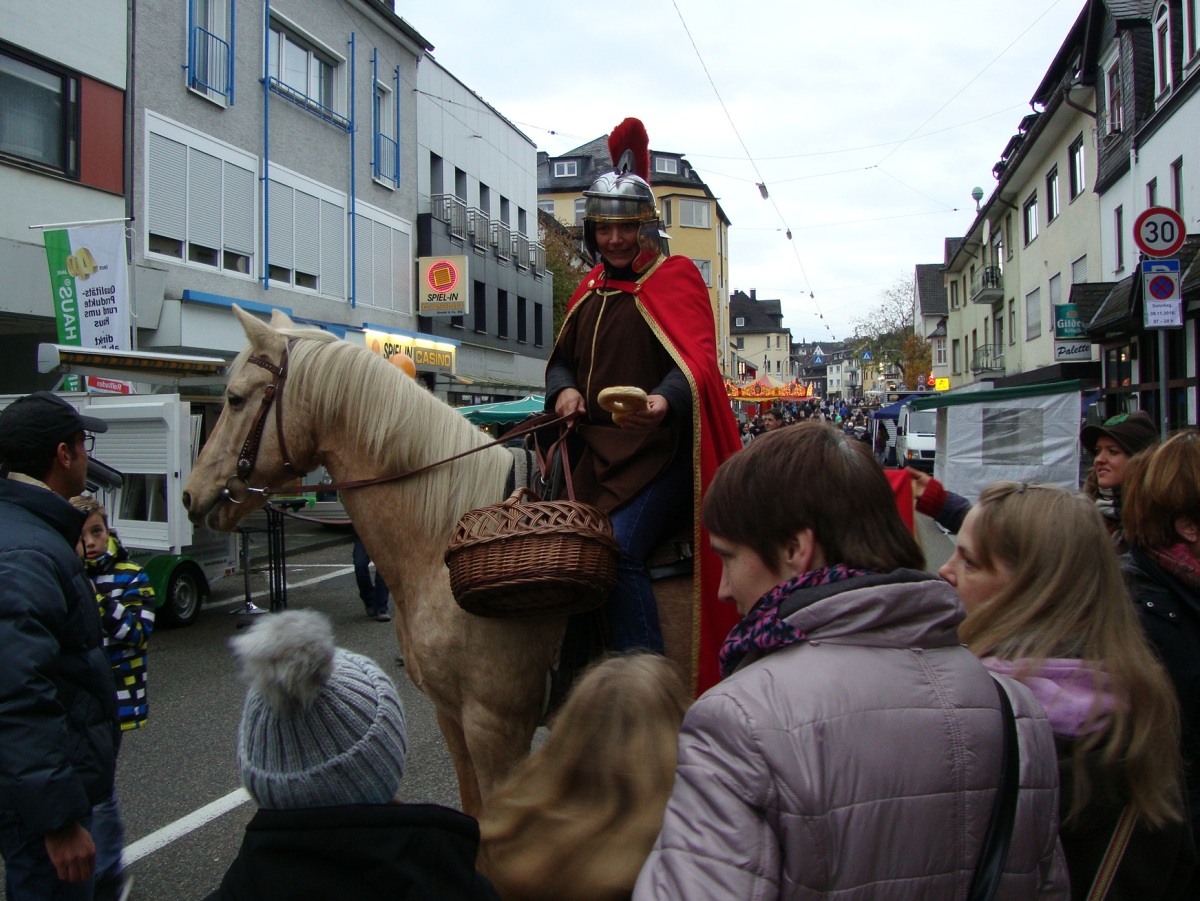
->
<box><xmin>14</xmin><ymin>344</ymin><xmax>239</xmax><ymax>626</ymax></box>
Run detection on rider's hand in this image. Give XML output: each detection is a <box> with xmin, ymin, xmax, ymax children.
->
<box><xmin>555</xmin><ymin>388</ymin><xmax>586</xmax><ymax>423</ymax></box>
<box><xmin>618</xmin><ymin>395</ymin><xmax>669</xmax><ymax>431</ymax></box>
<box><xmin>45</xmin><ymin>821</ymin><xmax>95</xmax><ymax>883</ymax></box>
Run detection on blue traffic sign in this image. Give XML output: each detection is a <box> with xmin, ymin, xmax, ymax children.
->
<box><xmin>811</xmin><ymin>354</ymin><xmax>824</xmax><ymax>366</ymax></box>
<box><xmin>861</xmin><ymin>351</ymin><xmax>873</xmax><ymax>362</ymax></box>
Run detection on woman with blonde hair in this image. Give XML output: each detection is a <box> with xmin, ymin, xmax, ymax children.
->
<box><xmin>942</xmin><ymin>482</ymin><xmax>1194</xmax><ymax>899</ymax></box>
<box><xmin>480</xmin><ymin>653</ymin><xmax>689</xmax><ymax>901</ymax></box>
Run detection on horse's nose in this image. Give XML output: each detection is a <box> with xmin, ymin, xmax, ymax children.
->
<box><xmin>181</xmin><ymin>490</ymin><xmax>193</xmax><ymax>511</ymax></box>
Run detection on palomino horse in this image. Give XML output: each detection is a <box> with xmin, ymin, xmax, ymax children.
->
<box><xmin>182</xmin><ymin>306</ymin><xmax>692</xmax><ymax>815</ymax></box>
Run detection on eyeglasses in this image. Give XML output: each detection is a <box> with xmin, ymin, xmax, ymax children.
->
<box><xmin>77</xmin><ymin>434</ymin><xmax>95</xmax><ymax>454</ymax></box>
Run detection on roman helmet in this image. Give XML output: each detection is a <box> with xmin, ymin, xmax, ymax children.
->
<box><xmin>582</xmin><ymin>118</ymin><xmax>669</xmax><ymax>273</ymax></box>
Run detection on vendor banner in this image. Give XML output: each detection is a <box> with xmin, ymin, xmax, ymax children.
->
<box><xmin>43</xmin><ymin>223</ymin><xmax>131</xmax><ymax>393</ymax></box>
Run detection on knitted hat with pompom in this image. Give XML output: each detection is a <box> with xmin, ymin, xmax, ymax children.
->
<box><xmin>232</xmin><ymin>609</ymin><xmax>407</xmax><ymax>809</ymax></box>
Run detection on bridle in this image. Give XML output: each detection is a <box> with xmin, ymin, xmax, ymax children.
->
<box><xmin>218</xmin><ymin>344</ymin><xmax>568</xmax><ymax>506</ymax></box>
<box><xmin>221</xmin><ymin>347</ymin><xmax>301</xmax><ymax>505</ymax></box>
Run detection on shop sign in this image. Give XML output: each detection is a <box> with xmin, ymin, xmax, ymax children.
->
<box><xmin>418</xmin><ymin>256</ymin><xmax>469</xmax><ymax>317</ymax></box>
<box><xmin>363</xmin><ymin>329</ymin><xmax>456</xmax><ymax>374</ymax></box>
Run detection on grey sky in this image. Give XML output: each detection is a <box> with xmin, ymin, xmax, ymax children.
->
<box><xmin>400</xmin><ymin>0</ymin><xmax>1086</xmax><ymax>344</ymax></box>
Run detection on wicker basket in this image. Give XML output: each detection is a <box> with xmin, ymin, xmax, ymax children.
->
<box><xmin>446</xmin><ymin>487</ymin><xmax>619</xmax><ymax>618</ymax></box>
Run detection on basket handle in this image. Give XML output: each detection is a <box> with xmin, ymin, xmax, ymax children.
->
<box><xmin>503</xmin><ymin>486</ymin><xmax>543</xmax><ymax>505</ymax></box>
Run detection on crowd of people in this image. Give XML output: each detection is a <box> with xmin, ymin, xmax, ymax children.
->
<box><xmin>2</xmin><ymin>115</ymin><xmax>1199</xmax><ymax>901</ymax></box>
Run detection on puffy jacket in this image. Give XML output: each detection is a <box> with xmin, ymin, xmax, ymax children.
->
<box><xmin>635</xmin><ymin>571</ymin><xmax>1068</xmax><ymax>900</ymax></box>
<box><xmin>0</xmin><ymin>476</ymin><xmax>117</xmax><ymax>835</ymax></box>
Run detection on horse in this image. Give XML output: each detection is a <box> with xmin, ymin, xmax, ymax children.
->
<box><xmin>182</xmin><ymin>306</ymin><xmax>694</xmax><ymax>815</ymax></box>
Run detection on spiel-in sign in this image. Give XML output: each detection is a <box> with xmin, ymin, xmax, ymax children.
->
<box><xmin>418</xmin><ymin>256</ymin><xmax>469</xmax><ymax>317</ymax></box>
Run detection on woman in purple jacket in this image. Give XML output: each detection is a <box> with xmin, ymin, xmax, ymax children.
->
<box><xmin>635</xmin><ymin>423</ymin><xmax>1067</xmax><ymax>900</ymax></box>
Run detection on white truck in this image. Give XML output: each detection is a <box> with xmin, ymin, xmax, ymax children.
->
<box><xmin>896</xmin><ymin>403</ymin><xmax>938</xmax><ymax>473</ymax></box>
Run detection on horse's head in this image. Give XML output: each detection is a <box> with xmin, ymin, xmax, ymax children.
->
<box><xmin>182</xmin><ymin>305</ymin><xmax>318</xmax><ymax>531</ymax></box>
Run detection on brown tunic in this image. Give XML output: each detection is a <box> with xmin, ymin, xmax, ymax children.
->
<box><xmin>548</xmin><ymin>286</ymin><xmax>682</xmax><ymax>512</ymax></box>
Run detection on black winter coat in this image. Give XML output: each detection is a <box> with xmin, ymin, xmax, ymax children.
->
<box><xmin>0</xmin><ymin>476</ymin><xmax>118</xmax><ymax>835</ymax></box>
<box><xmin>205</xmin><ymin>803</ymin><xmax>500</xmax><ymax>901</ymax></box>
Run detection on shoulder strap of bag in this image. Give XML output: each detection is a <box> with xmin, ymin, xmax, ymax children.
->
<box><xmin>1084</xmin><ymin>804</ymin><xmax>1138</xmax><ymax>901</ymax></box>
<box><xmin>968</xmin><ymin>677</ymin><xmax>1021</xmax><ymax>901</ymax></box>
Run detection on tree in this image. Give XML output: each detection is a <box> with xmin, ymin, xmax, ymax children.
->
<box><xmin>902</xmin><ymin>331</ymin><xmax>932</xmax><ymax>391</ymax></box>
<box><xmin>538</xmin><ymin>212</ymin><xmax>588</xmax><ymax>337</ymax></box>
<box><xmin>849</xmin><ymin>274</ymin><xmax>916</xmax><ymax>388</ymax></box>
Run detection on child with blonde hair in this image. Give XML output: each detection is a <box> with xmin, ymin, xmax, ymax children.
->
<box><xmin>480</xmin><ymin>654</ymin><xmax>689</xmax><ymax>901</ymax></box>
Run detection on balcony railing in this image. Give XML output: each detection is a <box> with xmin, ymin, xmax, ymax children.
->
<box><xmin>971</xmin><ymin>266</ymin><xmax>1003</xmax><ymax>304</ymax></box>
<box><xmin>512</xmin><ymin>232</ymin><xmax>530</xmax><ymax>270</ymax></box>
<box><xmin>432</xmin><ymin>194</ymin><xmax>467</xmax><ymax>239</ymax></box>
<box><xmin>971</xmin><ymin>343</ymin><xmax>1006</xmax><ymax>373</ymax></box>
<box><xmin>530</xmin><ymin>242</ymin><xmax>546</xmax><ymax>276</ymax></box>
<box><xmin>189</xmin><ymin>25</ymin><xmax>233</xmax><ymax>102</ymax></box>
<box><xmin>467</xmin><ymin>208</ymin><xmax>489</xmax><ymax>253</ymax></box>
<box><xmin>374</xmin><ymin>132</ymin><xmax>398</xmax><ymax>185</ymax></box>
<box><xmin>490</xmin><ymin>220</ymin><xmax>511</xmax><ymax>262</ymax></box>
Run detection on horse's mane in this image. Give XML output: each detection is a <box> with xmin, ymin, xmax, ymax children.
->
<box><xmin>255</xmin><ymin>326</ymin><xmax>512</xmax><ymax>537</ymax></box>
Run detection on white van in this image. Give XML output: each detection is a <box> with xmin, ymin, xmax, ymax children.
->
<box><xmin>896</xmin><ymin>404</ymin><xmax>937</xmax><ymax>472</ymax></box>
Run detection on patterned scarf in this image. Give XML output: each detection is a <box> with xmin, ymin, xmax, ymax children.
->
<box><xmin>718</xmin><ymin>564</ymin><xmax>871</xmax><ymax>678</ymax></box>
<box><xmin>1149</xmin><ymin>543</ymin><xmax>1200</xmax><ymax>592</ymax></box>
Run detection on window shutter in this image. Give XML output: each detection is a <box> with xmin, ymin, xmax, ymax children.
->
<box><xmin>187</xmin><ymin>148</ymin><xmax>222</xmax><ymax>250</ymax></box>
<box><xmin>223</xmin><ymin>162</ymin><xmax>255</xmax><ymax>254</ymax></box>
<box><xmin>373</xmin><ymin>222</ymin><xmax>393</xmax><ymax>310</ymax></box>
<box><xmin>320</xmin><ymin>200</ymin><xmax>344</xmax><ymax>298</ymax></box>
<box><xmin>293</xmin><ymin>189</ymin><xmax>320</xmax><ymax>277</ymax></box>
<box><xmin>147</xmin><ymin>132</ymin><xmax>186</xmax><ymax>240</ymax></box>
<box><xmin>1071</xmin><ymin>256</ymin><xmax>1087</xmax><ymax>284</ymax></box>
<box><xmin>268</xmin><ymin>180</ymin><xmax>294</xmax><ymax>268</ymax></box>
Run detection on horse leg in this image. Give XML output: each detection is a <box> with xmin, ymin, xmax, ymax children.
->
<box><xmin>434</xmin><ymin>706</ymin><xmax>483</xmax><ymax>818</ymax></box>
<box><xmin>654</xmin><ymin>574</ymin><xmax>695</xmax><ymax>687</ymax></box>
<box><xmin>461</xmin><ymin>697</ymin><xmax>543</xmax><ymax>809</ymax></box>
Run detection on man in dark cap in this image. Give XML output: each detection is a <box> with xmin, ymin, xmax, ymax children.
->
<box><xmin>0</xmin><ymin>392</ymin><xmax>119</xmax><ymax>900</ymax></box>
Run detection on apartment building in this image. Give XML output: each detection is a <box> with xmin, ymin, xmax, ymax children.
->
<box><xmin>729</xmin><ymin>290</ymin><xmax>793</xmax><ymax>381</ymax></box>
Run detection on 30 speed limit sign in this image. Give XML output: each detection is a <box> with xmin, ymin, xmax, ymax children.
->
<box><xmin>1133</xmin><ymin>206</ymin><xmax>1187</xmax><ymax>258</ymax></box>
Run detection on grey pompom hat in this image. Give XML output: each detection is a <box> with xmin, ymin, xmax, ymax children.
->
<box><xmin>233</xmin><ymin>610</ymin><xmax>407</xmax><ymax>809</ymax></box>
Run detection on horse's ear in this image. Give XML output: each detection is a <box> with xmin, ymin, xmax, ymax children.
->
<box><xmin>232</xmin><ymin>304</ymin><xmax>276</xmax><ymax>344</ymax></box>
<box><xmin>269</xmin><ymin>309</ymin><xmax>297</xmax><ymax>329</ymax></box>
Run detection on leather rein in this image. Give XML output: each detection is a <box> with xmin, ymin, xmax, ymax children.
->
<box><xmin>219</xmin><ymin>348</ymin><xmax>565</xmax><ymax>505</ymax></box>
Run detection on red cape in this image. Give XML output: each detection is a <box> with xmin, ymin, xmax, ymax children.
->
<box><xmin>568</xmin><ymin>256</ymin><xmax>742</xmax><ymax>694</ymax></box>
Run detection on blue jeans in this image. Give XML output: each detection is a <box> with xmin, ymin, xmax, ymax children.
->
<box><xmin>352</xmin><ymin>533</ymin><xmax>390</xmax><ymax>615</ymax></box>
<box><xmin>90</xmin><ymin>793</ymin><xmax>124</xmax><ymax>887</ymax></box>
<box><xmin>607</xmin><ymin>460</ymin><xmax>691</xmax><ymax>653</ymax></box>
<box><xmin>0</xmin><ymin>811</ymin><xmax>95</xmax><ymax>901</ymax></box>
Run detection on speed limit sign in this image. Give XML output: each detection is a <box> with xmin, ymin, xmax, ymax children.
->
<box><xmin>1133</xmin><ymin>206</ymin><xmax>1187</xmax><ymax>258</ymax></box>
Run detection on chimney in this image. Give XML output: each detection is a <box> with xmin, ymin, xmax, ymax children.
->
<box><xmin>750</xmin><ymin>289</ymin><xmax>757</xmax><ymax>301</ymax></box>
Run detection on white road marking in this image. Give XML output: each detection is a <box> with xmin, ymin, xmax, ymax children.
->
<box><xmin>207</xmin><ymin>566</ymin><xmax>355</xmax><ymax>610</ymax></box>
<box><xmin>124</xmin><ymin>788</ymin><xmax>251</xmax><ymax>864</ymax></box>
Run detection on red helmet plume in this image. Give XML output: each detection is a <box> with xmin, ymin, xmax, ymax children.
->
<box><xmin>607</xmin><ymin>117</ymin><xmax>650</xmax><ymax>182</ymax></box>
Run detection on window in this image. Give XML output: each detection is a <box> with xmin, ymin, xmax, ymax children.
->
<box><xmin>537</xmin><ymin>199</ymin><xmax>554</xmax><ymax>216</ymax></box>
<box><xmin>950</xmin><ymin>280</ymin><xmax>959</xmax><ymax>310</ymax></box>
<box><xmin>472</xmin><ymin>281</ymin><xmax>486</xmax><ymax>332</ymax></box>
<box><xmin>735</xmin><ymin>316</ymin><xmax>745</xmax><ymax>327</ymax></box>
<box><xmin>268</xmin><ymin>19</ymin><xmax>346</xmax><ymax>128</ymax></box>
<box><xmin>1023</xmin><ymin>192</ymin><xmax>1039</xmax><ymax>245</ymax></box>
<box><xmin>934</xmin><ymin>338</ymin><xmax>946</xmax><ymax>366</ymax></box>
<box><xmin>1005</xmin><ymin>214</ymin><xmax>1014</xmax><ymax>259</ymax></box>
<box><xmin>553</xmin><ymin>160</ymin><xmax>577</xmax><ymax>178</ymax></box>
<box><xmin>1048</xmin><ymin>273</ymin><xmax>1062</xmax><ymax>314</ymax></box>
<box><xmin>534</xmin><ymin>302</ymin><xmax>544</xmax><ymax>347</ymax></box>
<box><xmin>516</xmin><ymin>296</ymin><xmax>528</xmax><ymax>343</ymax></box>
<box><xmin>496</xmin><ymin>290</ymin><xmax>509</xmax><ymax>339</ymax></box>
<box><xmin>1072</xmin><ymin>255</ymin><xmax>1088</xmax><ymax>284</ymax></box>
<box><xmin>188</xmin><ymin>0</ymin><xmax>233</xmax><ymax>103</ymax></box>
<box><xmin>661</xmin><ymin>198</ymin><xmax>672</xmax><ymax>227</ymax></box>
<box><xmin>1171</xmin><ymin>157</ymin><xmax>1184</xmax><ymax>216</ymax></box>
<box><xmin>1154</xmin><ymin>3</ymin><xmax>1173</xmax><ymax>97</ymax></box>
<box><xmin>1187</xmin><ymin>0</ymin><xmax>1200</xmax><ymax>64</ymax></box>
<box><xmin>1008</xmin><ymin>299</ymin><xmax>1016</xmax><ymax>345</ymax></box>
<box><xmin>0</xmin><ymin>47</ymin><xmax>78</xmax><ymax>177</ymax></box>
<box><xmin>272</xmin><ymin>167</ymin><xmax>351</xmax><ymax>298</ymax></box>
<box><xmin>1069</xmin><ymin>136</ymin><xmax>1086</xmax><ymax>199</ymax></box>
<box><xmin>679</xmin><ymin>199</ymin><xmax>711</xmax><ymax>228</ymax></box>
<box><xmin>1046</xmin><ymin>167</ymin><xmax>1060</xmax><ymax>222</ymax></box>
<box><xmin>1147</xmin><ymin>177</ymin><xmax>1158</xmax><ymax>207</ymax></box>
<box><xmin>983</xmin><ymin>408</ymin><xmax>1044</xmax><ymax>465</ymax></box>
<box><xmin>573</xmin><ymin>198</ymin><xmax>585</xmax><ymax>226</ymax></box>
<box><xmin>736</xmin><ymin>336</ymin><xmax>744</xmax><ymax>349</ymax></box>
<box><xmin>1025</xmin><ymin>287</ymin><xmax>1042</xmax><ymax>340</ymax></box>
<box><xmin>373</xmin><ymin>79</ymin><xmax>398</xmax><ymax>187</ymax></box>
<box><xmin>692</xmin><ymin>258</ymin><xmax>712</xmax><ymax>286</ymax></box>
<box><xmin>146</xmin><ymin>115</ymin><xmax>256</xmax><ymax>278</ymax></box>
<box><xmin>1114</xmin><ymin>205</ymin><xmax>1125</xmax><ymax>272</ymax></box>
<box><xmin>655</xmin><ymin>156</ymin><xmax>678</xmax><ymax>175</ymax></box>
<box><xmin>952</xmin><ymin>339</ymin><xmax>961</xmax><ymax>374</ymax></box>
<box><xmin>1105</xmin><ymin>58</ymin><xmax>1124</xmax><ymax>134</ymax></box>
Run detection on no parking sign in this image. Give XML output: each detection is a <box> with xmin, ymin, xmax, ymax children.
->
<box><xmin>1142</xmin><ymin>259</ymin><xmax>1182</xmax><ymax>328</ymax></box>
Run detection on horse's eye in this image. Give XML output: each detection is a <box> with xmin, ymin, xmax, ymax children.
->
<box><xmin>226</xmin><ymin>394</ymin><xmax>244</xmax><ymax>411</ymax></box>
